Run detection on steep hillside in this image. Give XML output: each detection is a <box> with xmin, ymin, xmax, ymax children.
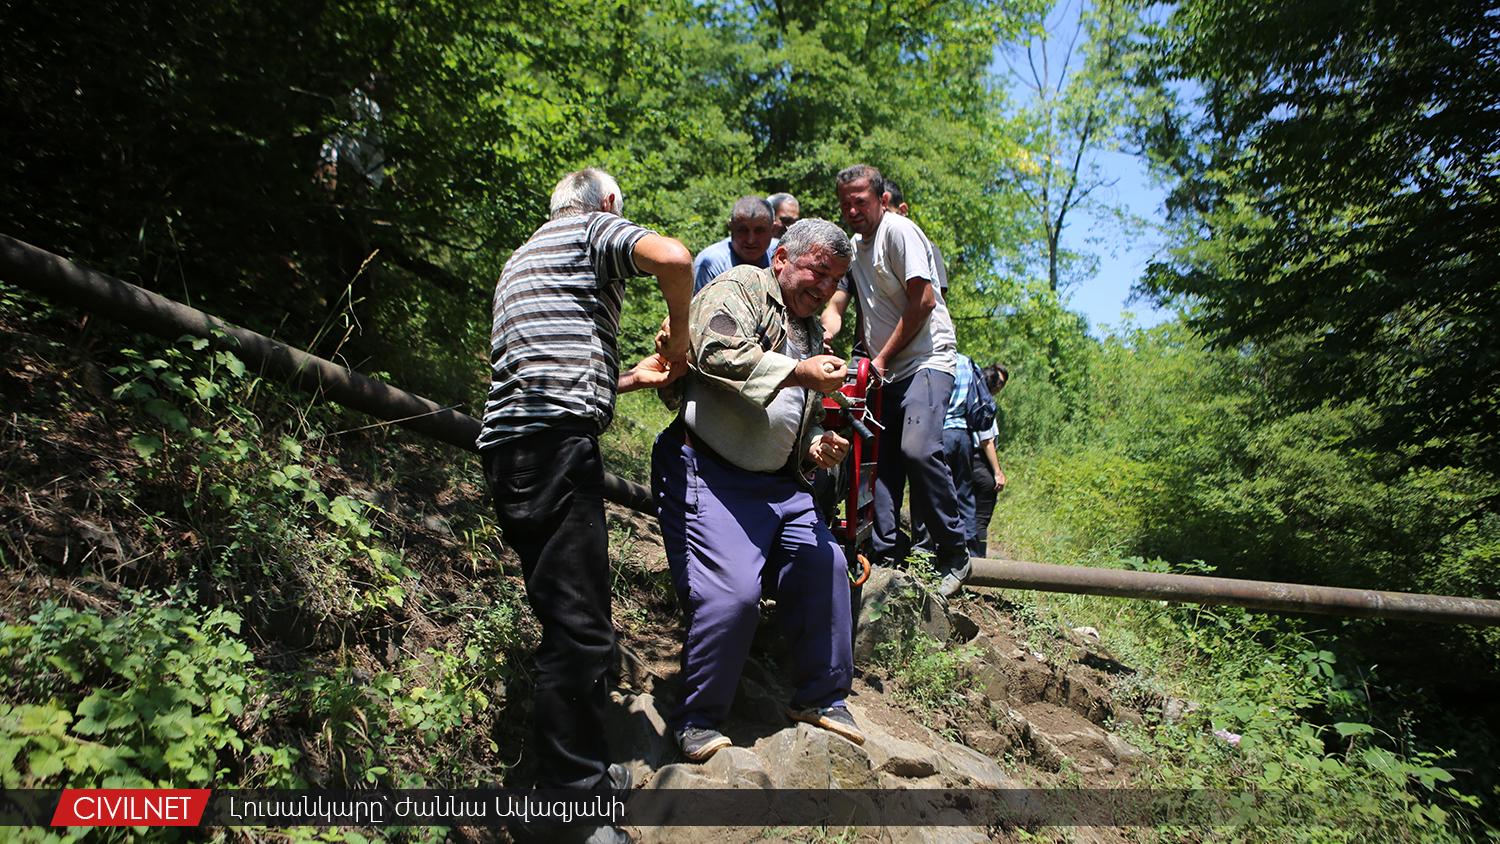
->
<box><xmin>0</xmin><ymin>286</ymin><xmax>1479</xmax><ymax>842</ymax></box>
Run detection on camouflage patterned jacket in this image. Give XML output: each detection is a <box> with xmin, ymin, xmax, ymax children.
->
<box><xmin>667</xmin><ymin>264</ymin><xmax>825</xmax><ymax>478</ymax></box>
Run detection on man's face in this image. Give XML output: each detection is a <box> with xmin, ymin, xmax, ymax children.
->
<box><xmin>774</xmin><ymin>245</ymin><xmax>850</xmax><ymax>319</ymax></box>
<box><xmin>838</xmin><ymin>178</ymin><xmax>884</xmax><ymax>239</ymax></box>
<box><xmin>729</xmin><ymin>214</ymin><xmax>774</xmax><ymax>262</ymax></box>
<box><xmin>773</xmin><ymin>198</ymin><xmax>801</xmax><ymax>237</ymax></box>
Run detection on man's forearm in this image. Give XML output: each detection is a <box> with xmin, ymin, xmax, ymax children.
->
<box><xmin>659</xmin><ymin>267</ymin><xmax>692</xmax><ymax>333</ymax></box>
<box><xmin>982</xmin><ymin>439</ymin><xmax>1000</xmax><ymax>477</ymax></box>
<box><xmin>821</xmin><ymin>290</ymin><xmax>850</xmax><ymax>345</ymax></box>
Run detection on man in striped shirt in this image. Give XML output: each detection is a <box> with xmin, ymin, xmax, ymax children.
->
<box><xmin>477</xmin><ymin>168</ymin><xmax>691</xmax><ymax>823</ymax></box>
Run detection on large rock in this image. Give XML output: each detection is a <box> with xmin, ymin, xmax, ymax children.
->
<box><xmin>931</xmin><ymin>735</ymin><xmax>1012</xmax><ymax>789</ymax></box>
<box><xmin>644</xmin><ymin>747</ymin><xmax>771</xmax><ymax>790</ymax></box>
<box><xmin>1015</xmin><ymin>703</ymin><xmax>1143</xmax><ymax>775</ymax></box>
<box><xmin>727</xmin><ymin>673</ymin><xmax>786</xmax><ymax>727</ymax></box>
<box><xmin>962</xmin><ymin>725</ymin><xmax>1020</xmax><ymax>759</ymax></box>
<box><xmin>644</xmin><ymin>763</ymin><xmax>721</xmax><ymax>791</ymax></box>
<box><xmin>847</xmin><ymin>703</ymin><xmax>942</xmax><ymax>779</ymax></box>
<box><xmin>612</xmin><ymin>641</ymin><xmax>661</xmax><ymax>694</ymax></box>
<box><xmin>854</xmin><ymin>566</ymin><xmax>951</xmax><ymax>662</ymax></box>
<box><xmin>886</xmin><ymin>824</ymin><xmax>993</xmax><ymax>844</ymax></box>
<box><xmin>700</xmin><ymin>746</ymin><xmax>774</xmax><ymax>789</ymax></box>
<box><xmin>605</xmin><ymin>691</ymin><xmax>673</xmax><ymax>782</ymax></box>
<box><xmin>970</xmin><ymin>662</ymin><xmax>1009</xmax><ymax>706</ymax></box>
<box><xmin>751</xmin><ymin>724</ymin><xmax>879</xmax><ymax>789</ymax></box>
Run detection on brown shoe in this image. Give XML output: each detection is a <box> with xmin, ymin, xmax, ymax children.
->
<box><xmin>787</xmin><ymin>704</ymin><xmax>865</xmax><ymax>745</ymax></box>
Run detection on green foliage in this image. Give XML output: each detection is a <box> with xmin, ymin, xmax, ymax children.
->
<box><xmin>2</xmin><ymin>0</ymin><xmax>1055</xmax><ymax>401</ymax></box>
<box><xmin>1118</xmin><ymin>605</ymin><xmax>1479</xmax><ymax>839</ymax></box>
<box><xmin>875</xmin><ymin>633</ymin><xmax>978</xmax><ymax>723</ymax></box>
<box><xmin>1137</xmin><ymin>0</ymin><xmax>1500</xmax><ymax>482</ymax></box>
<box><xmin>992</xmin><ymin>316</ymin><xmax>1497</xmax><ymax>833</ymax></box>
<box><xmin>110</xmin><ymin>333</ymin><xmax>413</xmax><ymax>620</ymax></box>
<box><xmin>0</xmin><ymin>590</ymin><xmax>297</xmax><ymax>788</ymax></box>
<box><xmin>290</xmin><ymin>609</ymin><xmax>523</xmax><ymax>789</ymax></box>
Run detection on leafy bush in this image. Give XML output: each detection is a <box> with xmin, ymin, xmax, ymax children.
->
<box><xmin>990</xmin><ymin>318</ymin><xmax>1494</xmax><ymax>834</ymax></box>
<box><xmin>110</xmin><ymin>334</ymin><xmax>413</xmax><ymax>620</ymax></box>
<box><xmin>875</xmin><ymin>632</ymin><xmax>978</xmax><ymax>724</ymax></box>
<box><xmin>0</xmin><ymin>590</ymin><xmax>296</xmax><ymax>787</ymax></box>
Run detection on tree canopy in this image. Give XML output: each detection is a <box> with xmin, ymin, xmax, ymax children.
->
<box><xmin>2</xmin><ymin>0</ymin><xmax>1044</xmax><ymax>400</ymax></box>
<box><xmin>1139</xmin><ymin>0</ymin><xmax>1500</xmax><ymax>483</ymax></box>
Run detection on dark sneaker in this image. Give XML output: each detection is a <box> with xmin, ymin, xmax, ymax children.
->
<box><xmin>675</xmin><ymin>725</ymin><xmax>731</xmax><ymax>761</ymax></box>
<box><xmin>936</xmin><ymin>553</ymin><xmax>972</xmax><ymax>599</ymax></box>
<box><xmin>787</xmin><ymin>704</ymin><xmax>866</xmax><ymax>745</ymax></box>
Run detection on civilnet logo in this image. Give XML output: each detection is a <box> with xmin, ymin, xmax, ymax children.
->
<box><xmin>50</xmin><ymin>789</ymin><xmax>211</xmax><ymax>827</ymax></box>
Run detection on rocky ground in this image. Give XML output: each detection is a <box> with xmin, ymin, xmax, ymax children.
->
<box><xmin>599</xmin><ymin>503</ymin><xmax>1167</xmax><ymax>843</ymax></box>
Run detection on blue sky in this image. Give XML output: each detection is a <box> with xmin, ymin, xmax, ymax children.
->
<box><xmin>1062</xmin><ymin>148</ymin><xmax>1174</xmax><ymax>335</ymax></box>
<box><xmin>992</xmin><ymin>0</ymin><xmax>1176</xmax><ymax>336</ymax></box>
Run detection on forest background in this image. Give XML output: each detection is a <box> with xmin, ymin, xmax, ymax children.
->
<box><xmin>2</xmin><ymin>0</ymin><xmax>1497</xmax><ymax>836</ymax></box>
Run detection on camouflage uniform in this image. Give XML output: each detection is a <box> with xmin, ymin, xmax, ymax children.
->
<box><xmin>666</xmin><ymin>264</ymin><xmax>828</xmax><ymax>477</ymax></box>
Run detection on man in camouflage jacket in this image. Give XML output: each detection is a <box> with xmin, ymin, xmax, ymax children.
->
<box><xmin>651</xmin><ymin>219</ymin><xmax>867</xmax><ymax>761</ymax></box>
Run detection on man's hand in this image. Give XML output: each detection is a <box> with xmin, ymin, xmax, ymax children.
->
<box><xmin>870</xmin><ymin>354</ymin><xmax>890</xmax><ymax>380</ymax></box>
<box><xmin>789</xmin><ymin>355</ymin><xmax>847</xmax><ymax>393</ymax></box>
<box><xmin>808</xmin><ymin>431</ymin><xmax>851</xmax><ymax>469</ymax></box>
<box><xmin>655</xmin><ymin>317</ymin><xmax>691</xmax><ymax>365</ymax></box>
<box><xmin>633</xmin><ymin>235</ymin><xmax>693</xmax><ymax>364</ymax></box>
<box><xmin>995</xmin><ymin>468</ymin><xmax>1007</xmax><ymax>492</ymax></box>
<box><xmin>618</xmin><ymin>352</ymin><xmax>686</xmax><ymax>393</ymax></box>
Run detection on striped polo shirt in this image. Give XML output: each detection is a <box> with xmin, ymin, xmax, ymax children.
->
<box><xmin>476</xmin><ymin>211</ymin><xmax>654</xmax><ymax>450</ymax></box>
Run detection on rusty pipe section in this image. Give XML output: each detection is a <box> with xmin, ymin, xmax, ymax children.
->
<box><xmin>968</xmin><ymin>557</ymin><xmax>1500</xmax><ymax>626</ymax></box>
<box><xmin>0</xmin><ymin>234</ymin><xmax>654</xmax><ymax>512</ymax></box>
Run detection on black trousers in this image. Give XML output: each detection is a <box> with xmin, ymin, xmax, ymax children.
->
<box><xmin>971</xmin><ymin>449</ymin><xmax>997</xmax><ymax>557</ymax></box>
<box><xmin>482</xmin><ymin>428</ymin><xmax>612</xmax><ymax>791</ymax></box>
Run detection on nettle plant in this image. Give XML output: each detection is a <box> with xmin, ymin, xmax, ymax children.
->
<box><xmin>110</xmin><ymin>334</ymin><xmax>411</xmax><ymax>616</ymax></box>
<box><xmin>0</xmin><ymin>590</ymin><xmax>297</xmax><ymax>788</ymax></box>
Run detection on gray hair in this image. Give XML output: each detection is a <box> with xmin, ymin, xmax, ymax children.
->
<box><xmin>835</xmin><ymin>164</ymin><xmax>884</xmax><ymax>197</ymax></box>
<box><xmin>729</xmin><ymin>195</ymin><xmax>774</xmax><ymax>224</ymax></box>
<box><xmin>767</xmin><ymin>192</ymin><xmax>797</xmax><ymax>213</ymax></box>
<box><xmin>779</xmin><ymin>218</ymin><xmax>852</xmax><ymax>263</ymax></box>
<box><xmin>549</xmin><ymin>167</ymin><xmax>623</xmax><ymax>219</ymax></box>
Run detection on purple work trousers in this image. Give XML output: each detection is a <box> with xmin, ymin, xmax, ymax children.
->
<box><xmin>651</xmin><ymin>432</ymin><xmax>854</xmax><ymax>731</ymax></box>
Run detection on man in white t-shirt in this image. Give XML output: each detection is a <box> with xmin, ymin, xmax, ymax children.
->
<box><xmin>821</xmin><ymin>164</ymin><xmax>970</xmax><ymax>596</ymax></box>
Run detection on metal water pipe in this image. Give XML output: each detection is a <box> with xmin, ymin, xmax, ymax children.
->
<box><xmin>0</xmin><ymin>234</ymin><xmax>652</xmax><ymax>511</ymax></box>
<box><xmin>966</xmin><ymin>558</ymin><xmax>1500</xmax><ymax>625</ymax></box>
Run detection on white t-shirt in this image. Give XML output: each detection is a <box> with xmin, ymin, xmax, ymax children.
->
<box><xmin>843</xmin><ymin>212</ymin><xmax>956</xmax><ymax>381</ymax></box>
